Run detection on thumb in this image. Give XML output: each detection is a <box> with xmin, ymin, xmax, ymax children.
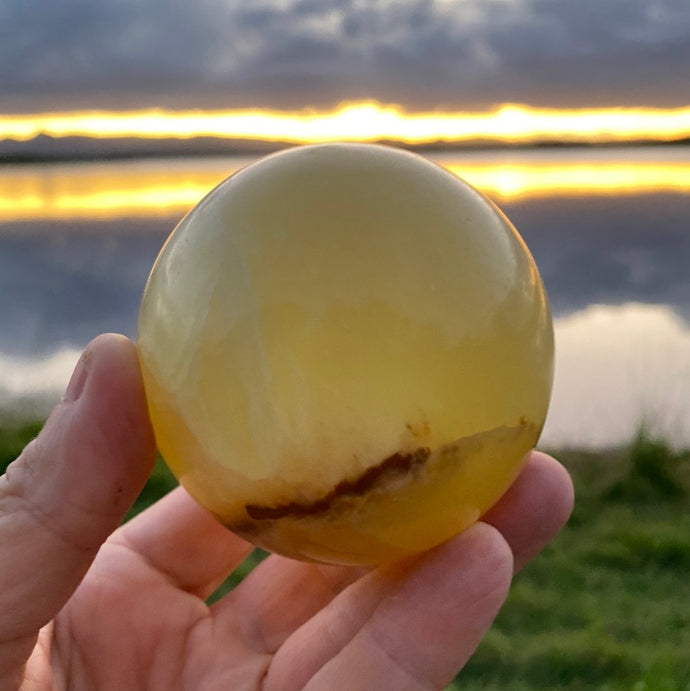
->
<box><xmin>0</xmin><ymin>334</ymin><xmax>156</xmax><ymax>677</ymax></box>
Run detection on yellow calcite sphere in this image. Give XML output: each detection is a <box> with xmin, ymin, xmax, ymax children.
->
<box><xmin>137</xmin><ymin>143</ymin><xmax>553</xmax><ymax>565</ymax></box>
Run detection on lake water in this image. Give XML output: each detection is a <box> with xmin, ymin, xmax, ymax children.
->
<box><xmin>1</xmin><ymin>146</ymin><xmax>689</xmax><ymax>450</ymax></box>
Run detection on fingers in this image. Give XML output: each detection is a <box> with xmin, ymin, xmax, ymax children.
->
<box><xmin>113</xmin><ymin>486</ymin><xmax>255</xmax><ymax>599</ymax></box>
<box><xmin>215</xmin><ymin>556</ymin><xmax>366</xmax><ymax>653</ymax></box>
<box><xmin>266</xmin><ymin>523</ymin><xmax>513</xmax><ymax>690</ymax></box>
<box><xmin>0</xmin><ymin>334</ymin><xmax>156</xmax><ymax>678</ymax></box>
<box><xmin>482</xmin><ymin>450</ymin><xmax>574</xmax><ymax>571</ymax></box>
<box><xmin>224</xmin><ymin>449</ymin><xmax>572</xmax><ymax>662</ymax></box>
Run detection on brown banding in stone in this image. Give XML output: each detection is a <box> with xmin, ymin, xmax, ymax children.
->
<box><xmin>245</xmin><ymin>446</ymin><xmax>431</xmax><ymax>521</ymax></box>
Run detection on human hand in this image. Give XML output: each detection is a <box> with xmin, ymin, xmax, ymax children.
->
<box><xmin>0</xmin><ymin>334</ymin><xmax>573</xmax><ymax>690</ymax></box>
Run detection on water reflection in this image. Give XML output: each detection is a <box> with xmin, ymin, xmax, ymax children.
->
<box><xmin>1</xmin><ymin>147</ymin><xmax>689</xmax><ymax>222</ymax></box>
<box><xmin>0</xmin><ymin>147</ymin><xmax>688</xmax><ymax>448</ymax></box>
<box><xmin>439</xmin><ymin>146</ymin><xmax>690</xmax><ymax>200</ymax></box>
<box><xmin>507</xmin><ymin>193</ymin><xmax>690</xmax><ymax>323</ymax></box>
<box><xmin>0</xmin><ymin>159</ymin><xmax>251</xmax><ymax>222</ymax></box>
<box><xmin>2</xmin><ymin>301</ymin><xmax>688</xmax><ymax>449</ymax></box>
<box><xmin>544</xmin><ymin>303</ymin><xmax>690</xmax><ymax>450</ymax></box>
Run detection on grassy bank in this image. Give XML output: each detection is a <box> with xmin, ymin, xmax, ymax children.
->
<box><xmin>2</xmin><ymin>423</ymin><xmax>689</xmax><ymax>689</ymax></box>
<box><xmin>452</xmin><ymin>434</ymin><xmax>690</xmax><ymax>690</ymax></box>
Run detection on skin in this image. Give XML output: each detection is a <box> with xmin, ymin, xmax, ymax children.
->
<box><xmin>0</xmin><ymin>334</ymin><xmax>573</xmax><ymax>690</ymax></box>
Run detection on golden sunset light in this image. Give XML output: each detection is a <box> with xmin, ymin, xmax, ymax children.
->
<box><xmin>2</xmin><ymin>153</ymin><xmax>688</xmax><ymax>223</ymax></box>
<box><xmin>2</xmin><ymin>102</ymin><xmax>690</xmax><ymax>146</ymax></box>
<box><xmin>443</xmin><ymin>157</ymin><xmax>690</xmax><ymax>200</ymax></box>
<box><xmin>0</xmin><ymin>161</ymin><xmax>236</xmax><ymax>222</ymax></box>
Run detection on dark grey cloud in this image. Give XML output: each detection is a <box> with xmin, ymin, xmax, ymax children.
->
<box><xmin>1</xmin><ymin>0</ymin><xmax>688</xmax><ymax>112</ymax></box>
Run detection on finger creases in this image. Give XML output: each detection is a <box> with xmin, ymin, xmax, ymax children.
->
<box><xmin>113</xmin><ymin>486</ymin><xmax>255</xmax><ymax>599</ymax></box>
<box><xmin>265</xmin><ymin>523</ymin><xmax>513</xmax><ymax>691</ymax></box>
<box><xmin>0</xmin><ymin>334</ymin><xmax>156</xmax><ymax>651</ymax></box>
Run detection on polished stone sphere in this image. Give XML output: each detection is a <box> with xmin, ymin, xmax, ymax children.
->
<box><xmin>137</xmin><ymin>143</ymin><xmax>553</xmax><ymax>565</ymax></box>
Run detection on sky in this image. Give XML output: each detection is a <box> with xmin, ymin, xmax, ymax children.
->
<box><xmin>2</xmin><ymin>0</ymin><xmax>690</xmax><ymax>115</ymax></box>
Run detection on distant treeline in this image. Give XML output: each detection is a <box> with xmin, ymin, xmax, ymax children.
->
<box><xmin>1</xmin><ymin>135</ymin><xmax>688</xmax><ymax>166</ymax></box>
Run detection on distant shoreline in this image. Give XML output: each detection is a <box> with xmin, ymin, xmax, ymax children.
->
<box><xmin>1</xmin><ymin>135</ymin><xmax>688</xmax><ymax>166</ymax></box>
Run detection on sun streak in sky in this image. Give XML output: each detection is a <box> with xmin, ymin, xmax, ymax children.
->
<box><xmin>2</xmin><ymin>102</ymin><xmax>690</xmax><ymax>145</ymax></box>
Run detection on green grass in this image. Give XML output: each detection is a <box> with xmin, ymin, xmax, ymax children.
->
<box><xmin>451</xmin><ymin>435</ymin><xmax>690</xmax><ymax>691</ymax></box>
<box><xmin>0</xmin><ymin>419</ymin><xmax>44</xmax><ymax>472</ymax></box>
<box><xmin>2</xmin><ymin>422</ymin><xmax>689</xmax><ymax>689</ymax></box>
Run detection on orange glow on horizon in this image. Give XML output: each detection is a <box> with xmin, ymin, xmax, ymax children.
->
<box><xmin>1</xmin><ymin>153</ymin><xmax>689</xmax><ymax>223</ymax></box>
<box><xmin>1</xmin><ymin>101</ymin><xmax>690</xmax><ymax>145</ymax></box>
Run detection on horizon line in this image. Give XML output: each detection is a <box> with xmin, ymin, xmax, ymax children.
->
<box><xmin>2</xmin><ymin>101</ymin><xmax>690</xmax><ymax>146</ymax></box>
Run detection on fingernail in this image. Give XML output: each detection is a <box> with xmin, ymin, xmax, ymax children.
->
<box><xmin>63</xmin><ymin>349</ymin><xmax>91</xmax><ymax>402</ymax></box>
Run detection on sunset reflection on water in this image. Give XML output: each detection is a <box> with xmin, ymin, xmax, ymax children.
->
<box><xmin>0</xmin><ymin>147</ymin><xmax>689</xmax><ymax>449</ymax></box>
<box><xmin>1</xmin><ymin>147</ymin><xmax>689</xmax><ymax>222</ymax></box>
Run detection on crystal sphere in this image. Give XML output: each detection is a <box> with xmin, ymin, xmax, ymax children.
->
<box><xmin>137</xmin><ymin>143</ymin><xmax>553</xmax><ymax>565</ymax></box>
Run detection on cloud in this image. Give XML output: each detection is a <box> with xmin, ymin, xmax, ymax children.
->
<box><xmin>1</xmin><ymin>0</ymin><xmax>689</xmax><ymax>112</ymax></box>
